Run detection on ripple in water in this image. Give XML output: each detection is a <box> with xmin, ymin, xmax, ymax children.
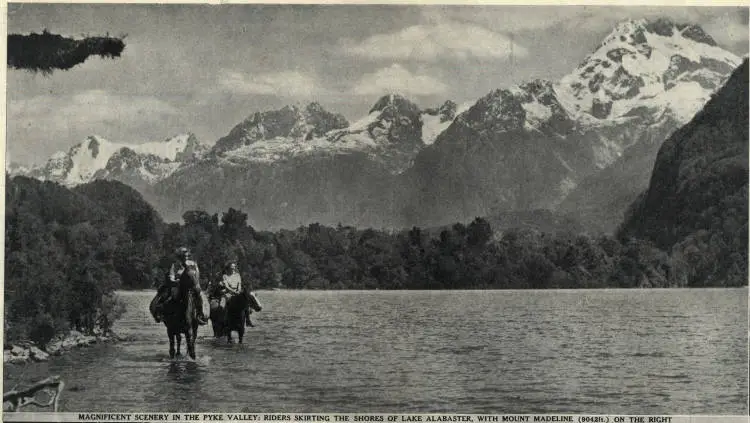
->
<box><xmin>3</xmin><ymin>288</ymin><xmax>747</xmax><ymax>414</ymax></box>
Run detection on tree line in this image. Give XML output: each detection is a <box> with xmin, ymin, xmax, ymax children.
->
<box><xmin>169</xmin><ymin>210</ymin><xmax>693</xmax><ymax>292</ymax></box>
<box><xmin>5</xmin><ymin>176</ymin><xmax>744</xmax><ymax>348</ymax></box>
<box><xmin>4</xmin><ymin>177</ymin><xmax>148</xmax><ymax>347</ymax></box>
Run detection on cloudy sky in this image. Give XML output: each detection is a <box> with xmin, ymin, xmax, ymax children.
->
<box><xmin>6</xmin><ymin>3</ymin><xmax>748</xmax><ymax>166</ymax></box>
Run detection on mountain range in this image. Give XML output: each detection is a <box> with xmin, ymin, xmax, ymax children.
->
<box><xmin>15</xmin><ymin>133</ymin><xmax>206</xmax><ymax>188</ymax></box>
<box><xmin>11</xmin><ymin>18</ymin><xmax>743</xmax><ymax>231</ymax></box>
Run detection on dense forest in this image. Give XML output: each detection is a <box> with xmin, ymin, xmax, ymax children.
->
<box><xmin>7</xmin><ymin>172</ymin><xmax>744</xmax><ymax>347</ymax></box>
<box><xmin>4</xmin><ymin>177</ymin><xmax>158</xmax><ymax>346</ymax></box>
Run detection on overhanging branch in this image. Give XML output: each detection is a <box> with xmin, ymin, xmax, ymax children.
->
<box><xmin>8</xmin><ymin>30</ymin><xmax>125</xmax><ymax>74</ymax></box>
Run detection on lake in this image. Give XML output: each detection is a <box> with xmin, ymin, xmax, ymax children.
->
<box><xmin>3</xmin><ymin>289</ymin><xmax>747</xmax><ymax>414</ymax></box>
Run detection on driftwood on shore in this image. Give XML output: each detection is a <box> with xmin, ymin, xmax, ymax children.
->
<box><xmin>3</xmin><ymin>376</ymin><xmax>64</xmax><ymax>412</ymax></box>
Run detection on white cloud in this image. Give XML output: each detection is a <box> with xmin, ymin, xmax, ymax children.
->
<box><xmin>428</xmin><ymin>6</ymin><xmax>747</xmax><ymax>51</ymax></box>
<box><xmin>9</xmin><ymin>89</ymin><xmax>178</xmax><ymax>134</ymax></box>
<box><xmin>342</xmin><ymin>20</ymin><xmax>528</xmax><ymax>61</ymax></box>
<box><xmin>352</xmin><ymin>64</ymin><xmax>448</xmax><ymax>97</ymax></box>
<box><xmin>421</xmin><ymin>6</ymin><xmax>586</xmax><ymax>34</ymax></box>
<box><xmin>218</xmin><ymin>70</ymin><xmax>324</xmax><ymax>98</ymax></box>
<box><xmin>703</xmin><ymin>11</ymin><xmax>749</xmax><ymax>50</ymax></box>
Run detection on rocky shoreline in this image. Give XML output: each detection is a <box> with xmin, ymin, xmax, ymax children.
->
<box><xmin>3</xmin><ymin>330</ymin><xmax>125</xmax><ymax>365</ymax></box>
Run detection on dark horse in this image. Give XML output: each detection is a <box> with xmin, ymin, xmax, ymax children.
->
<box><xmin>162</xmin><ymin>269</ymin><xmax>201</xmax><ymax>359</ymax></box>
<box><xmin>210</xmin><ymin>288</ymin><xmax>262</xmax><ymax>344</ymax></box>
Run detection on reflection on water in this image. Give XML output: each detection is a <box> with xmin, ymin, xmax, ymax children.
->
<box><xmin>167</xmin><ymin>361</ymin><xmax>204</xmax><ymax>384</ymax></box>
<box><xmin>3</xmin><ymin>289</ymin><xmax>748</xmax><ymax>414</ymax></box>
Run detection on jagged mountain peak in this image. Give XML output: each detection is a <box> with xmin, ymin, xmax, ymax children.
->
<box><xmin>369</xmin><ymin>93</ymin><xmax>422</xmax><ymax>116</ymax></box>
<box><xmin>21</xmin><ymin>133</ymin><xmax>205</xmax><ymax>187</ymax></box>
<box><xmin>600</xmin><ymin>18</ymin><xmax>718</xmax><ymax>49</ymax></box>
<box><xmin>553</xmin><ymin>22</ymin><xmax>742</xmax><ymax>232</ymax></box>
<box><xmin>555</xmin><ymin>16</ymin><xmax>740</xmax><ymax>126</ymax></box>
<box><xmin>139</xmin><ymin>17</ymin><xmax>742</xmax><ymax>230</ymax></box>
<box><xmin>645</xmin><ymin>18</ymin><xmax>717</xmax><ymax>46</ymax></box>
<box><xmin>211</xmin><ymin>102</ymin><xmax>349</xmax><ymax>155</ymax></box>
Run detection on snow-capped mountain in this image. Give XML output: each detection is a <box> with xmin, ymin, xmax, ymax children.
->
<box><xmin>151</xmin><ymin>96</ymin><xmax>461</xmax><ymax>226</ymax></box>
<box><xmin>24</xmin><ymin>133</ymin><xmax>206</xmax><ymax>187</ymax></box>
<box><xmin>14</xmin><ymin>18</ymin><xmax>740</xmax><ymax>231</ymax></box>
<box><xmin>397</xmin><ymin>18</ymin><xmax>741</xmax><ymax>228</ymax></box>
<box><xmin>554</xmin><ymin>18</ymin><xmax>742</xmax><ymax>232</ymax></box>
<box><xmin>208</xmin><ymin>96</ymin><xmax>460</xmax><ymax>174</ymax></box>
<box><xmin>555</xmin><ymin>17</ymin><xmax>741</xmax><ymax>166</ymax></box>
<box><xmin>150</xmin><ymin>18</ymin><xmax>741</xmax><ymax>229</ymax></box>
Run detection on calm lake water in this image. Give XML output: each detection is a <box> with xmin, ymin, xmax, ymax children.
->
<box><xmin>4</xmin><ymin>289</ymin><xmax>748</xmax><ymax>414</ymax></box>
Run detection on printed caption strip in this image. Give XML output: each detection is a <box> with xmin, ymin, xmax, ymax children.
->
<box><xmin>2</xmin><ymin>413</ymin><xmax>748</xmax><ymax>423</ymax></box>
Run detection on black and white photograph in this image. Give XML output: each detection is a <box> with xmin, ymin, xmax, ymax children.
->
<box><xmin>3</xmin><ymin>2</ymin><xmax>749</xmax><ymax>417</ymax></box>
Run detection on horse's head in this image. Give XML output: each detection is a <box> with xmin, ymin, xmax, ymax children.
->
<box><xmin>178</xmin><ymin>269</ymin><xmax>199</xmax><ymax>294</ymax></box>
<box><xmin>246</xmin><ymin>291</ymin><xmax>263</xmax><ymax>312</ymax></box>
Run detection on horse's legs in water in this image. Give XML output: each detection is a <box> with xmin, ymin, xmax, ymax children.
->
<box><xmin>184</xmin><ymin>325</ymin><xmax>196</xmax><ymax>360</ymax></box>
<box><xmin>191</xmin><ymin>325</ymin><xmax>198</xmax><ymax>359</ymax></box>
<box><xmin>168</xmin><ymin>328</ymin><xmax>176</xmax><ymax>359</ymax></box>
<box><xmin>175</xmin><ymin>333</ymin><xmax>182</xmax><ymax>356</ymax></box>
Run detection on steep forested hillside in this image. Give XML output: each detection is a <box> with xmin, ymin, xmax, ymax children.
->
<box><xmin>619</xmin><ymin>60</ymin><xmax>748</xmax><ymax>286</ymax></box>
<box><xmin>4</xmin><ymin>177</ymin><xmax>162</xmax><ymax>346</ymax></box>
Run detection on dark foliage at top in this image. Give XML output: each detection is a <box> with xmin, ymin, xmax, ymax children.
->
<box><xmin>8</xmin><ymin>30</ymin><xmax>125</xmax><ymax>74</ymax></box>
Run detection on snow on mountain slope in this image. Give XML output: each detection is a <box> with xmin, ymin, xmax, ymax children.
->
<box><xmin>550</xmin><ymin>18</ymin><xmax>740</xmax><ymax>169</ymax></box>
<box><xmin>553</xmin><ymin>18</ymin><xmax>743</xmax><ymax>232</ymax></box>
<box><xmin>555</xmin><ymin>18</ymin><xmax>740</xmax><ymax>126</ymax></box>
<box><xmin>212</xmin><ymin>97</ymin><xmax>459</xmax><ymax>174</ymax></box>
<box><xmin>27</xmin><ymin>133</ymin><xmax>205</xmax><ymax>186</ymax></box>
<box><xmin>422</xmin><ymin>100</ymin><xmax>466</xmax><ymax>145</ymax></box>
<box><xmin>408</xmin><ymin>17</ymin><xmax>742</xmax><ymax>227</ymax></box>
<box><xmin>222</xmin><ymin>133</ymin><xmax>379</xmax><ymax>164</ymax></box>
<box><xmin>421</xmin><ymin>113</ymin><xmax>451</xmax><ymax>145</ymax></box>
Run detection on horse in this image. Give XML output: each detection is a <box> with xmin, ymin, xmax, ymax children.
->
<box><xmin>209</xmin><ymin>287</ymin><xmax>262</xmax><ymax>344</ymax></box>
<box><xmin>161</xmin><ymin>269</ymin><xmax>201</xmax><ymax>359</ymax></box>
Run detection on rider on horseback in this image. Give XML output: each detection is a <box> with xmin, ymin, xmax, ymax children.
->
<box><xmin>151</xmin><ymin>247</ymin><xmax>208</xmax><ymax>325</ymax></box>
<box><xmin>218</xmin><ymin>261</ymin><xmax>254</xmax><ymax>327</ymax></box>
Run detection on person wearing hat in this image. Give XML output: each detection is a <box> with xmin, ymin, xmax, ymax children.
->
<box><xmin>150</xmin><ymin>247</ymin><xmax>208</xmax><ymax>325</ymax></box>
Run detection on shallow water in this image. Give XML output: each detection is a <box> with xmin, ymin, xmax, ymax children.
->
<box><xmin>4</xmin><ymin>288</ymin><xmax>747</xmax><ymax>414</ymax></box>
